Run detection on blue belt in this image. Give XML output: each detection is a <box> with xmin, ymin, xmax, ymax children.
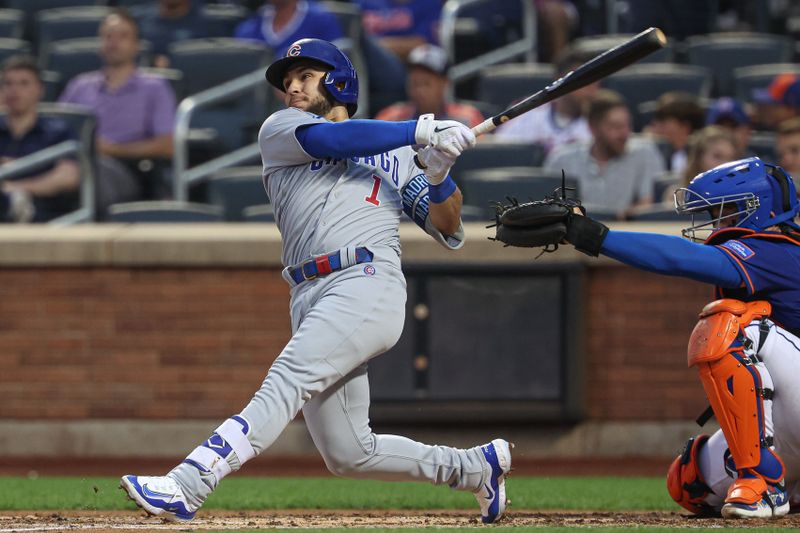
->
<box><xmin>289</xmin><ymin>247</ymin><xmax>373</xmax><ymax>285</ymax></box>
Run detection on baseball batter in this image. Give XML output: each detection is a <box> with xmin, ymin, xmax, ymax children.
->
<box><xmin>494</xmin><ymin>156</ymin><xmax>800</xmax><ymax>519</ymax></box>
<box><xmin>120</xmin><ymin>39</ymin><xmax>512</xmax><ymax>524</ymax></box>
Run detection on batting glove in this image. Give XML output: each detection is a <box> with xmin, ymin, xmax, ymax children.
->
<box><xmin>415</xmin><ymin>145</ymin><xmax>457</xmax><ymax>185</ymax></box>
<box><xmin>414</xmin><ymin>114</ymin><xmax>476</xmax><ymax>158</ymax></box>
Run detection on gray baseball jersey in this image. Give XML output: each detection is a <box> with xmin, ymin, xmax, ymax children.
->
<box><xmin>168</xmin><ymin>108</ymin><xmax>491</xmax><ymax>511</ymax></box>
<box><xmin>259</xmin><ymin>108</ymin><xmax>464</xmax><ymax>268</ymax></box>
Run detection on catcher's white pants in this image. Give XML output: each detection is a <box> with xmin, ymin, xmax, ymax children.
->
<box><xmin>698</xmin><ymin>320</ymin><xmax>800</xmax><ymax>509</ymax></box>
<box><xmin>170</xmin><ymin>245</ymin><xmax>488</xmax><ymax>509</ymax></box>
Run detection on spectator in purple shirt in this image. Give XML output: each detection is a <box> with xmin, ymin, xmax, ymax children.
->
<box><xmin>234</xmin><ymin>0</ymin><xmax>343</xmax><ymax>58</ymax></box>
<box><xmin>58</xmin><ymin>9</ymin><xmax>176</xmax><ymax>215</ymax></box>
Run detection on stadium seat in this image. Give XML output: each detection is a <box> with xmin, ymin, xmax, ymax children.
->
<box><xmin>204</xmin><ymin>166</ymin><xmax>267</xmax><ymax>222</ymax></box>
<box><xmin>320</xmin><ymin>1</ymin><xmax>363</xmax><ymax>43</ymax></box>
<box><xmin>107</xmin><ymin>201</ymin><xmax>224</xmax><ymax>223</ymax></box>
<box><xmin>42</xmin><ymin>37</ymin><xmax>152</xmax><ymax>96</ymax></box>
<box><xmin>603</xmin><ymin>64</ymin><xmax>711</xmax><ymax>131</ymax></box>
<box><xmin>200</xmin><ymin>4</ymin><xmax>248</xmax><ymax>38</ymax></box>
<box><xmin>685</xmin><ymin>33</ymin><xmax>793</xmax><ymax>97</ymax></box>
<box><xmin>168</xmin><ymin>39</ymin><xmax>271</xmax><ymax>152</ymax></box>
<box><xmin>35</xmin><ymin>6</ymin><xmax>109</xmax><ymax>57</ymax></box>
<box><xmin>459</xmin><ymin>167</ymin><xmax>578</xmax><ymax>218</ymax></box>
<box><xmin>477</xmin><ymin>63</ymin><xmax>555</xmax><ymax>110</ymax></box>
<box><xmin>0</xmin><ymin>9</ymin><xmax>24</xmax><ymax>39</ymax></box>
<box><xmin>571</xmin><ymin>34</ymin><xmax>676</xmax><ymax>63</ymax></box>
<box><xmin>0</xmin><ymin>38</ymin><xmax>32</xmax><ymax>65</ymax></box>
<box><xmin>653</xmin><ymin>173</ymin><xmax>680</xmax><ymax>203</ymax></box>
<box><xmin>242</xmin><ymin>204</ymin><xmax>275</xmax><ymax>223</ymax></box>
<box><xmin>450</xmin><ymin>141</ymin><xmax>547</xmax><ymax>183</ymax></box>
<box><xmin>733</xmin><ymin>63</ymin><xmax>800</xmax><ymax>104</ymax></box>
<box><xmin>6</xmin><ymin>0</ymin><xmax>102</xmax><ymax>42</ymax></box>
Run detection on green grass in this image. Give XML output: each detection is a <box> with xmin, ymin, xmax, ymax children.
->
<box><xmin>0</xmin><ymin>476</ymin><xmax>672</xmax><ymax>511</ymax></box>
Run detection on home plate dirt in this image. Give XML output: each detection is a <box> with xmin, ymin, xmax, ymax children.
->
<box><xmin>2</xmin><ymin>510</ymin><xmax>800</xmax><ymax>531</ymax></box>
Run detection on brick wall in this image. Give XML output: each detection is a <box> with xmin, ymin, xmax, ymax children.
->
<box><xmin>0</xmin><ymin>265</ymin><xmax>714</xmax><ymax>421</ymax></box>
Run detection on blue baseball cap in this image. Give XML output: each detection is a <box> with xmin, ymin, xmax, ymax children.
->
<box><xmin>706</xmin><ymin>97</ymin><xmax>749</xmax><ymax>126</ymax></box>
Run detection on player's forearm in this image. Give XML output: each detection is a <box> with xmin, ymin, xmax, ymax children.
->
<box><xmin>601</xmin><ymin>230</ymin><xmax>743</xmax><ymax>287</ymax></box>
<box><xmin>296</xmin><ymin>120</ymin><xmax>416</xmax><ymax>159</ymax></box>
<box><xmin>429</xmin><ymin>187</ymin><xmax>462</xmax><ymax>236</ymax></box>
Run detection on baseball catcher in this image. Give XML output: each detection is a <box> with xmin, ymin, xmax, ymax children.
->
<box><xmin>493</xmin><ymin>157</ymin><xmax>800</xmax><ymax>519</ymax></box>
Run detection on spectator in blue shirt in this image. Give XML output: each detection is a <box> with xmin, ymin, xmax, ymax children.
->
<box><xmin>0</xmin><ymin>56</ymin><xmax>80</xmax><ymax>222</ymax></box>
<box><xmin>356</xmin><ymin>0</ymin><xmax>441</xmax><ymax>59</ymax></box>
<box><xmin>235</xmin><ymin>0</ymin><xmax>343</xmax><ymax>58</ymax></box>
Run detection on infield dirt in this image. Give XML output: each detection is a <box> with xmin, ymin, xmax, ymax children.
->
<box><xmin>2</xmin><ymin>509</ymin><xmax>799</xmax><ymax>531</ymax></box>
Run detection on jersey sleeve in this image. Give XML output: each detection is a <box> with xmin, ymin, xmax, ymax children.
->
<box><xmin>259</xmin><ymin>108</ymin><xmax>327</xmax><ymax>174</ymax></box>
<box><xmin>400</xmin><ymin>172</ymin><xmax>465</xmax><ymax>251</ymax></box>
<box><xmin>715</xmin><ymin>238</ymin><xmax>796</xmax><ymax>295</ymax></box>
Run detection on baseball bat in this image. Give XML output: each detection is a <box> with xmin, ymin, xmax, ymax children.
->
<box><xmin>471</xmin><ymin>27</ymin><xmax>667</xmax><ymax>136</ymax></box>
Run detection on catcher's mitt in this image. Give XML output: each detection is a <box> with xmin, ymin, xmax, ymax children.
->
<box><xmin>489</xmin><ymin>179</ymin><xmax>608</xmax><ymax>256</ymax></box>
<box><xmin>490</xmin><ymin>195</ymin><xmax>584</xmax><ymax>250</ymax></box>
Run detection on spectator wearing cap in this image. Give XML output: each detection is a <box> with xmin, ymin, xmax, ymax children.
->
<box><xmin>705</xmin><ymin>97</ymin><xmax>751</xmax><ymax>158</ymax></box>
<box><xmin>374</xmin><ymin>44</ymin><xmax>483</xmax><ymax>127</ymax></box>
<box><xmin>777</xmin><ymin>117</ymin><xmax>800</xmax><ymax>182</ymax></box>
<box><xmin>752</xmin><ymin>73</ymin><xmax>800</xmax><ymax>130</ymax></box>
<box><xmin>235</xmin><ymin>0</ymin><xmax>343</xmax><ymax>59</ymax></box>
<box><xmin>58</xmin><ymin>9</ymin><xmax>177</xmax><ymax>216</ymax></box>
<box><xmin>0</xmin><ymin>56</ymin><xmax>80</xmax><ymax>222</ymax></box>
<box><xmin>646</xmin><ymin>91</ymin><xmax>705</xmax><ymax>174</ymax></box>
<box><xmin>494</xmin><ymin>47</ymin><xmax>597</xmax><ymax>154</ymax></box>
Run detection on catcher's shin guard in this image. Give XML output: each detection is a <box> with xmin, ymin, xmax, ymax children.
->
<box><xmin>687</xmin><ymin>300</ymin><xmax>785</xmax><ymax>508</ymax></box>
<box><xmin>667</xmin><ymin>434</ymin><xmax>713</xmax><ymax>514</ymax></box>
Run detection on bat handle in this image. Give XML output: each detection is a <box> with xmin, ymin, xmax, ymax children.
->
<box><xmin>471</xmin><ymin>118</ymin><xmax>497</xmax><ymax>136</ymax></box>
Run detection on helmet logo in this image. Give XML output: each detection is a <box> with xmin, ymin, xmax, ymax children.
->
<box><xmin>287</xmin><ymin>44</ymin><xmax>302</xmax><ymax>57</ymax></box>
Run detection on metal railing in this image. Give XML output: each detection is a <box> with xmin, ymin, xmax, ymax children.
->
<box><xmin>172</xmin><ymin>68</ymin><xmax>266</xmax><ymax>201</ymax></box>
<box><xmin>440</xmin><ymin>0</ymin><xmax>537</xmax><ymax>95</ymax></box>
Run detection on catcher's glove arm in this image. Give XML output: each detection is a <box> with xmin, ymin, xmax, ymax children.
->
<box><xmin>491</xmin><ymin>183</ymin><xmax>609</xmax><ymax>256</ymax></box>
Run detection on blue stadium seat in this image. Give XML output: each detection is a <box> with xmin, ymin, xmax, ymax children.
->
<box><xmin>107</xmin><ymin>201</ymin><xmax>223</xmax><ymax>223</ymax></box>
<box><xmin>733</xmin><ymin>63</ymin><xmax>800</xmax><ymax>105</ymax></box>
<box><xmin>603</xmin><ymin>64</ymin><xmax>711</xmax><ymax>131</ymax></box>
<box><xmin>0</xmin><ymin>38</ymin><xmax>32</xmax><ymax>65</ymax></box>
<box><xmin>450</xmin><ymin>141</ymin><xmax>547</xmax><ymax>184</ymax></box>
<box><xmin>459</xmin><ymin>167</ymin><xmax>578</xmax><ymax>218</ymax></box>
<box><xmin>200</xmin><ymin>4</ymin><xmax>248</xmax><ymax>38</ymax></box>
<box><xmin>571</xmin><ymin>34</ymin><xmax>676</xmax><ymax>63</ymax></box>
<box><xmin>6</xmin><ymin>0</ymin><xmax>103</xmax><ymax>42</ymax></box>
<box><xmin>204</xmin><ymin>166</ymin><xmax>267</xmax><ymax>222</ymax></box>
<box><xmin>477</xmin><ymin>63</ymin><xmax>555</xmax><ymax>110</ymax></box>
<box><xmin>42</xmin><ymin>37</ymin><xmax>152</xmax><ymax>96</ymax></box>
<box><xmin>35</xmin><ymin>6</ymin><xmax>109</xmax><ymax>57</ymax></box>
<box><xmin>242</xmin><ymin>204</ymin><xmax>275</xmax><ymax>223</ymax></box>
<box><xmin>0</xmin><ymin>9</ymin><xmax>24</xmax><ymax>39</ymax></box>
<box><xmin>686</xmin><ymin>33</ymin><xmax>793</xmax><ymax>97</ymax></box>
<box><xmin>168</xmin><ymin>38</ymin><xmax>271</xmax><ymax>152</ymax></box>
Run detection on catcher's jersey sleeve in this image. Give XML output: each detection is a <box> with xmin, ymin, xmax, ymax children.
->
<box><xmin>715</xmin><ymin>237</ymin><xmax>800</xmax><ymax>331</ymax></box>
<box><xmin>259</xmin><ymin>108</ymin><xmax>327</xmax><ymax>174</ymax></box>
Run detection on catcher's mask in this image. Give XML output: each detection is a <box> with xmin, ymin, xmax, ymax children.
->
<box><xmin>265</xmin><ymin>38</ymin><xmax>359</xmax><ymax>117</ymax></box>
<box><xmin>674</xmin><ymin>156</ymin><xmax>800</xmax><ymax>242</ymax></box>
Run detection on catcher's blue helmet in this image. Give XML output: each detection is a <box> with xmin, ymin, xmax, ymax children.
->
<box><xmin>265</xmin><ymin>38</ymin><xmax>358</xmax><ymax>117</ymax></box>
<box><xmin>675</xmin><ymin>156</ymin><xmax>800</xmax><ymax>241</ymax></box>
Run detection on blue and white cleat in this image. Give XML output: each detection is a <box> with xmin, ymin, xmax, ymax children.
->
<box><xmin>475</xmin><ymin>439</ymin><xmax>513</xmax><ymax>524</ymax></box>
<box><xmin>120</xmin><ymin>474</ymin><xmax>198</xmax><ymax>522</ymax></box>
<box><xmin>721</xmin><ymin>478</ymin><xmax>790</xmax><ymax>519</ymax></box>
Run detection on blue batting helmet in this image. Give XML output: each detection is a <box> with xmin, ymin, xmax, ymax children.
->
<box><xmin>265</xmin><ymin>39</ymin><xmax>358</xmax><ymax>117</ymax></box>
<box><xmin>675</xmin><ymin>156</ymin><xmax>800</xmax><ymax>241</ymax></box>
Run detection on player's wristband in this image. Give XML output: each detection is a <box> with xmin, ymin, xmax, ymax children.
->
<box><xmin>428</xmin><ymin>175</ymin><xmax>456</xmax><ymax>204</ymax></box>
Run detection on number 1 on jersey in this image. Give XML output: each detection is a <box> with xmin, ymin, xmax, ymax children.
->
<box><xmin>365</xmin><ymin>175</ymin><xmax>381</xmax><ymax>206</ymax></box>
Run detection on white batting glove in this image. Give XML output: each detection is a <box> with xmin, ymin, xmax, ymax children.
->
<box><xmin>414</xmin><ymin>114</ymin><xmax>476</xmax><ymax>158</ymax></box>
<box><xmin>415</xmin><ymin>145</ymin><xmax>457</xmax><ymax>185</ymax></box>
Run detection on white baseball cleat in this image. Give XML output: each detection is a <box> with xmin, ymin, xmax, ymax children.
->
<box><xmin>120</xmin><ymin>474</ymin><xmax>198</xmax><ymax>522</ymax></box>
<box><xmin>475</xmin><ymin>439</ymin><xmax>513</xmax><ymax>524</ymax></box>
<box><xmin>721</xmin><ymin>479</ymin><xmax>790</xmax><ymax>519</ymax></box>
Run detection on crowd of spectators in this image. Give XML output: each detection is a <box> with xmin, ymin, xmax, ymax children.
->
<box><xmin>1</xmin><ymin>0</ymin><xmax>800</xmax><ymax>222</ymax></box>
